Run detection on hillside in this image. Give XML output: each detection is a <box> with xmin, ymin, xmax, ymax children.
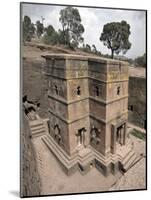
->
<box><xmin>22</xmin><ymin>42</ymin><xmax>146</xmax><ymax>118</ymax></box>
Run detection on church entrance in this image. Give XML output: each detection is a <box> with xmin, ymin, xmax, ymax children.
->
<box><xmin>116</xmin><ymin>125</ymin><xmax>125</xmax><ymax>145</ymax></box>
<box><xmin>77</xmin><ymin>128</ymin><xmax>87</xmax><ymax>148</ymax></box>
<box><xmin>111</xmin><ymin>120</ymin><xmax>127</xmax><ymax>154</ymax></box>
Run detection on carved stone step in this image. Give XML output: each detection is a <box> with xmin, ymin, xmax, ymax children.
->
<box><xmin>31</xmin><ymin>125</ymin><xmax>45</xmax><ymax>131</ymax></box>
<box><xmin>120</xmin><ymin>149</ymin><xmax>137</xmax><ymax>172</ymax></box>
<box><xmin>121</xmin><ymin>150</ymin><xmax>135</xmax><ymax>165</ymax></box>
<box><xmin>42</xmin><ymin>135</ymin><xmax>76</xmax><ymax>168</ymax></box>
<box><xmin>31</xmin><ymin>129</ymin><xmax>46</xmax><ymax>135</ymax></box>
<box><xmin>122</xmin><ymin>153</ymin><xmax>137</xmax><ymax>172</ymax></box>
<box><xmin>29</xmin><ymin>120</ymin><xmax>43</xmax><ymax>127</ymax></box>
<box><xmin>31</xmin><ymin>132</ymin><xmax>45</xmax><ymax>138</ymax></box>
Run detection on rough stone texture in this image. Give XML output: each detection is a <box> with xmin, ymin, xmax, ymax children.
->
<box><xmin>48</xmin><ymin>112</ymin><xmax>70</xmax><ymax>154</ymax></box>
<box><xmin>22</xmin><ymin>45</ymin><xmax>146</xmax><ymax>195</ymax></box>
<box><xmin>30</xmin><ymin>133</ymin><xmax>145</xmax><ymax>195</ymax></box>
<box><xmin>22</xmin><ymin>59</ymin><xmax>49</xmax><ymax>118</ymax></box>
<box><xmin>43</xmin><ymin>54</ymin><xmax>130</xmax><ymax>162</ymax></box>
<box><xmin>129</xmin><ymin>66</ymin><xmax>145</xmax><ymax>78</ymax></box>
<box><xmin>128</xmin><ymin>76</ymin><xmax>146</xmax><ymax>128</ymax></box>
<box><xmin>110</xmin><ymin>134</ymin><xmax>146</xmax><ymax>191</ymax></box>
<box><xmin>20</xmin><ymin>114</ymin><xmax>41</xmax><ymax>197</ymax></box>
<box><xmin>32</xmin><ymin>136</ymin><xmax>122</xmax><ymax>195</ymax></box>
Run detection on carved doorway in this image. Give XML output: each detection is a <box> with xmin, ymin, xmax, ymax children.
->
<box><xmin>76</xmin><ymin>128</ymin><xmax>87</xmax><ymax>148</ymax></box>
<box><xmin>111</xmin><ymin>120</ymin><xmax>127</xmax><ymax>154</ymax></box>
<box><xmin>116</xmin><ymin>125</ymin><xmax>125</xmax><ymax>145</ymax></box>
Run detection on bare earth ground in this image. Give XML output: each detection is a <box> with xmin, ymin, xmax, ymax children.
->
<box><xmin>31</xmin><ymin>134</ymin><xmax>146</xmax><ymax>195</ymax></box>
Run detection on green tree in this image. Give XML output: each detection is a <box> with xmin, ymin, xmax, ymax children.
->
<box><xmin>30</xmin><ymin>23</ymin><xmax>36</xmax><ymax>36</ymax></box>
<box><xmin>36</xmin><ymin>20</ymin><xmax>44</xmax><ymax>38</ymax></box>
<box><xmin>57</xmin><ymin>29</ymin><xmax>66</xmax><ymax>44</ymax></box>
<box><xmin>100</xmin><ymin>20</ymin><xmax>131</xmax><ymax>59</ymax></box>
<box><xmin>43</xmin><ymin>25</ymin><xmax>58</xmax><ymax>45</ymax></box>
<box><xmin>59</xmin><ymin>6</ymin><xmax>84</xmax><ymax>48</ymax></box>
<box><xmin>23</xmin><ymin>16</ymin><xmax>35</xmax><ymax>42</ymax></box>
<box><xmin>134</xmin><ymin>53</ymin><xmax>146</xmax><ymax>67</ymax></box>
<box><xmin>45</xmin><ymin>25</ymin><xmax>55</xmax><ymax>35</ymax></box>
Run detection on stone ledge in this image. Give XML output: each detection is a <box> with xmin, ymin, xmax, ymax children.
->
<box><xmin>42</xmin><ymin>53</ymin><xmax>128</xmax><ymax>66</ymax></box>
<box><xmin>44</xmin><ymin>72</ymin><xmax>129</xmax><ymax>83</ymax></box>
<box><xmin>48</xmin><ymin>109</ymin><xmax>89</xmax><ymax>124</ymax></box>
<box><xmin>42</xmin><ymin>134</ymin><xmax>133</xmax><ymax>176</ymax></box>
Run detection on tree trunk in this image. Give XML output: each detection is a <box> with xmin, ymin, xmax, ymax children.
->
<box><xmin>111</xmin><ymin>49</ymin><xmax>114</xmax><ymax>59</ymax></box>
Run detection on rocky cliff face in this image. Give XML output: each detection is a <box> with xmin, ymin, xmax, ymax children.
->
<box><xmin>128</xmin><ymin>76</ymin><xmax>146</xmax><ymax>128</ymax></box>
<box><xmin>20</xmin><ymin>114</ymin><xmax>41</xmax><ymax>197</ymax></box>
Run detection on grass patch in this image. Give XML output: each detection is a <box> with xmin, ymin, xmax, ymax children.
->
<box><xmin>130</xmin><ymin>129</ymin><xmax>146</xmax><ymax>141</ymax></box>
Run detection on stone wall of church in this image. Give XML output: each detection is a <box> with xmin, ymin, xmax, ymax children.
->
<box><xmin>68</xmin><ymin>116</ymin><xmax>90</xmax><ymax>155</ymax></box>
<box><xmin>44</xmin><ymin>54</ymin><xmax>129</xmax><ymax>157</ymax></box>
<box><xmin>89</xmin><ymin>117</ymin><xmax>106</xmax><ymax>155</ymax></box>
<box><xmin>48</xmin><ymin>112</ymin><xmax>70</xmax><ymax>154</ymax></box>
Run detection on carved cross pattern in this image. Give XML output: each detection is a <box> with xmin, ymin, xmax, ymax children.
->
<box><xmin>54</xmin><ymin>124</ymin><xmax>62</xmax><ymax>144</ymax></box>
<box><xmin>90</xmin><ymin>126</ymin><xmax>101</xmax><ymax>145</ymax></box>
<box><xmin>93</xmin><ymin>84</ymin><xmax>102</xmax><ymax>97</ymax></box>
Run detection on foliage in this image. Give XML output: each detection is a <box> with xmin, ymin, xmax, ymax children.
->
<box><xmin>134</xmin><ymin>53</ymin><xmax>146</xmax><ymax>67</ymax></box>
<box><xmin>43</xmin><ymin>25</ymin><xmax>59</xmax><ymax>45</ymax></box>
<box><xmin>57</xmin><ymin>29</ymin><xmax>66</xmax><ymax>44</ymax></box>
<box><xmin>79</xmin><ymin>43</ymin><xmax>102</xmax><ymax>56</ymax></box>
<box><xmin>127</xmin><ymin>58</ymin><xmax>134</xmax><ymax>65</ymax></box>
<box><xmin>59</xmin><ymin>6</ymin><xmax>84</xmax><ymax>48</ymax></box>
<box><xmin>130</xmin><ymin>129</ymin><xmax>146</xmax><ymax>141</ymax></box>
<box><xmin>100</xmin><ymin>20</ymin><xmax>131</xmax><ymax>59</ymax></box>
<box><xmin>30</xmin><ymin>23</ymin><xmax>36</xmax><ymax>36</ymax></box>
<box><xmin>36</xmin><ymin>20</ymin><xmax>44</xmax><ymax>38</ymax></box>
<box><xmin>23</xmin><ymin>16</ymin><xmax>35</xmax><ymax>42</ymax></box>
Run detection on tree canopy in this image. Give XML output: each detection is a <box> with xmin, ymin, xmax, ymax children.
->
<box><xmin>100</xmin><ymin>20</ymin><xmax>131</xmax><ymax>59</ymax></box>
<box><xmin>59</xmin><ymin>6</ymin><xmax>84</xmax><ymax>48</ymax></box>
<box><xmin>43</xmin><ymin>25</ymin><xmax>59</xmax><ymax>45</ymax></box>
<box><xmin>134</xmin><ymin>53</ymin><xmax>146</xmax><ymax>67</ymax></box>
<box><xmin>23</xmin><ymin>16</ymin><xmax>35</xmax><ymax>42</ymax></box>
<box><xmin>36</xmin><ymin>20</ymin><xmax>44</xmax><ymax>38</ymax></box>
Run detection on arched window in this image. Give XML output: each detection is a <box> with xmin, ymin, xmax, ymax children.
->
<box><xmin>77</xmin><ymin>86</ymin><xmax>81</xmax><ymax>96</ymax></box>
<box><xmin>95</xmin><ymin>86</ymin><xmax>99</xmax><ymax>96</ymax></box>
<box><xmin>90</xmin><ymin>126</ymin><xmax>101</xmax><ymax>144</ymax></box>
<box><xmin>54</xmin><ymin>124</ymin><xmax>60</xmax><ymax>137</ymax></box>
<box><xmin>54</xmin><ymin>85</ymin><xmax>58</xmax><ymax>95</ymax></box>
<box><xmin>128</xmin><ymin>105</ymin><xmax>133</xmax><ymax>111</ymax></box>
<box><xmin>117</xmin><ymin>86</ymin><xmax>120</xmax><ymax>95</ymax></box>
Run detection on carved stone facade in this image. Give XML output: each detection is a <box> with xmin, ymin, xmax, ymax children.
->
<box><xmin>42</xmin><ymin>54</ymin><xmax>136</xmax><ymax>176</ymax></box>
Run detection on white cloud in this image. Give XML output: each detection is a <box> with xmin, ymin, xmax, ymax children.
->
<box><xmin>22</xmin><ymin>3</ymin><xmax>146</xmax><ymax>59</ymax></box>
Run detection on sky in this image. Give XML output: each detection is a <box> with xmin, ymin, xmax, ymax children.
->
<box><xmin>22</xmin><ymin>3</ymin><xmax>146</xmax><ymax>59</ymax></box>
